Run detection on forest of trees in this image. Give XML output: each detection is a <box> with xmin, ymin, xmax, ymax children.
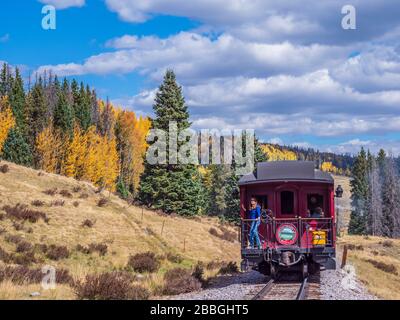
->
<box><xmin>0</xmin><ymin>65</ymin><xmax>266</xmax><ymax>220</ymax></box>
<box><xmin>349</xmin><ymin>148</ymin><xmax>400</xmax><ymax>238</ymax></box>
<box><xmin>2</xmin><ymin>63</ymin><xmax>399</xmax><ymax>233</ymax></box>
<box><xmin>0</xmin><ymin>63</ymin><xmax>150</xmax><ymax>194</ymax></box>
<box><xmin>261</xmin><ymin>143</ymin><xmax>353</xmax><ymax>175</ymax></box>
<box><xmin>137</xmin><ymin>70</ymin><xmax>267</xmax><ymax>220</ymax></box>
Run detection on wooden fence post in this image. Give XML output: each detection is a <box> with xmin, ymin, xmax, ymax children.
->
<box><xmin>141</xmin><ymin>206</ymin><xmax>144</xmax><ymax>221</ymax></box>
<box><xmin>341</xmin><ymin>245</ymin><xmax>348</xmax><ymax>268</ymax></box>
<box><xmin>161</xmin><ymin>220</ymin><xmax>165</xmax><ymax>236</ymax></box>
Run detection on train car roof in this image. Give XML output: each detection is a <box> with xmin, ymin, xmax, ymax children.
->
<box><xmin>239</xmin><ymin>161</ymin><xmax>334</xmax><ymax>185</ymax></box>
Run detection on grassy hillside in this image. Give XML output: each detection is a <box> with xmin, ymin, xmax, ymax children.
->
<box><xmin>337</xmin><ymin>236</ymin><xmax>400</xmax><ymax>299</ymax></box>
<box><xmin>0</xmin><ymin>161</ymin><xmax>240</xmax><ymax>299</ymax></box>
<box><xmin>333</xmin><ymin>175</ymin><xmax>400</xmax><ymax>300</ymax></box>
<box><xmin>1</xmin><ymin>162</ymin><xmax>398</xmax><ymax>300</ymax></box>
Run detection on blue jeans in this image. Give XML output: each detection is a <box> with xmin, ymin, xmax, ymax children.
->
<box><xmin>249</xmin><ymin>220</ymin><xmax>261</xmax><ymax>248</ymax></box>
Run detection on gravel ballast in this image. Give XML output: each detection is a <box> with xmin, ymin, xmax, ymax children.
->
<box><xmin>165</xmin><ymin>264</ymin><xmax>377</xmax><ymax>300</ymax></box>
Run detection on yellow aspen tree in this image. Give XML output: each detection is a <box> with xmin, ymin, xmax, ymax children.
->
<box><xmin>321</xmin><ymin>161</ymin><xmax>338</xmax><ymax>174</ymax></box>
<box><xmin>35</xmin><ymin>126</ymin><xmax>64</xmax><ymax>173</ymax></box>
<box><xmin>131</xmin><ymin>116</ymin><xmax>151</xmax><ymax>190</ymax></box>
<box><xmin>82</xmin><ymin>126</ymin><xmax>103</xmax><ymax>185</ymax></box>
<box><xmin>0</xmin><ymin>96</ymin><xmax>16</xmax><ymax>154</ymax></box>
<box><xmin>261</xmin><ymin>144</ymin><xmax>297</xmax><ymax>161</ymax></box>
<box><xmin>62</xmin><ymin>126</ymin><xmax>86</xmax><ymax>178</ymax></box>
<box><xmin>101</xmin><ymin>136</ymin><xmax>119</xmax><ymax>192</ymax></box>
<box><xmin>116</xmin><ymin>111</ymin><xmax>151</xmax><ymax>192</ymax></box>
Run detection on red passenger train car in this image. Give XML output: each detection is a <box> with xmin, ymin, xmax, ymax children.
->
<box><xmin>239</xmin><ymin>161</ymin><xmax>341</xmax><ymax>279</ymax></box>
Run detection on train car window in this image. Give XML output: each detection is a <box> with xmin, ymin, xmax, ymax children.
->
<box><xmin>307</xmin><ymin>194</ymin><xmax>324</xmax><ymax>214</ymax></box>
<box><xmin>255</xmin><ymin>196</ymin><xmax>268</xmax><ymax>210</ymax></box>
<box><xmin>281</xmin><ymin>191</ymin><xmax>294</xmax><ymax>214</ymax></box>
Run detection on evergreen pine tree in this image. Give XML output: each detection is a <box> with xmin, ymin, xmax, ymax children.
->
<box><xmin>366</xmin><ymin>156</ymin><xmax>384</xmax><ymax>236</ymax></box>
<box><xmin>0</xmin><ymin>63</ymin><xmax>12</xmax><ymax>97</ymax></box>
<box><xmin>9</xmin><ymin>68</ymin><xmax>26</xmax><ymax>131</ymax></box>
<box><xmin>223</xmin><ymin>136</ymin><xmax>267</xmax><ymax>222</ymax></box>
<box><xmin>254</xmin><ymin>138</ymin><xmax>268</xmax><ymax>163</ymax></box>
<box><xmin>53</xmin><ymin>90</ymin><xmax>74</xmax><ymax>136</ymax></box>
<box><xmin>348</xmin><ymin>148</ymin><xmax>369</xmax><ymax>235</ymax></box>
<box><xmin>25</xmin><ymin>78</ymin><xmax>48</xmax><ymax>145</ymax></box>
<box><xmin>90</xmin><ymin>89</ymin><xmax>100</xmax><ymax>129</ymax></box>
<box><xmin>381</xmin><ymin>157</ymin><xmax>400</xmax><ymax>237</ymax></box>
<box><xmin>2</xmin><ymin>128</ymin><xmax>33</xmax><ymax>166</ymax></box>
<box><xmin>74</xmin><ymin>83</ymin><xmax>92</xmax><ymax>130</ymax></box>
<box><xmin>208</xmin><ymin>164</ymin><xmax>230</xmax><ymax>215</ymax></box>
<box><xmin>71</xmin><ymin>79</ymin><xmax>79</xmax><ymax>116</ymax></box>
<box><xmin>224</xmin><ymin>168</ymin><xmax>240</xmax><ymax>222</ymax></box>
<box><xmin>138</xmin><ymin>70</ymin><xmax>205</xmax><ymax>216</ymax></box>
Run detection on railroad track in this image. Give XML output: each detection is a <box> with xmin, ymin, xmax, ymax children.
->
<box><xmin>252</xmin><ymin>271</ymin><xmax>320</xmax><ymax>300</ymax></box>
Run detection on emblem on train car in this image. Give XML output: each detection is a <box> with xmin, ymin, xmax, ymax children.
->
<box><xmin>276</xmin><ymin>224</ymin><xmax>298</xmax><ymax>245</ymax></box>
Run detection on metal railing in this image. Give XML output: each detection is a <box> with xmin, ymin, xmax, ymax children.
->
<box><xmin>241</xmin><ymin>216</ymin><xmax>334</xmax><ymax>249</ymax></box>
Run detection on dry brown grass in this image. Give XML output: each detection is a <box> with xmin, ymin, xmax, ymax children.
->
<box><xmin>0</xmin><ymin>160</ymin><xmax>240</xmax><ymax>299</ymax></box>
<box><xmin>127</xmin><ymin>252</ymin><xmax>160</xmax><ymax>273</ymax></box>
<box><xmin>74</xmin><ymin>271</ymin><xmax>150</xmax><ymax>300</ymax></box>
<box><xmin>162</xmin><ymin>268</ymin><xmax>202</xmax><ymax>295</ymax></box>
<box><xmin>338</xmin><ymin>235</ymin><xmax>400</xmax><ymax>299</ymax></box>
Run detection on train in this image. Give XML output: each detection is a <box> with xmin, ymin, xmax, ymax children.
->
<box><xmin>239</xmin><ymin>161</ymin><xmax>342</xmax><ymax>279</ymax></box>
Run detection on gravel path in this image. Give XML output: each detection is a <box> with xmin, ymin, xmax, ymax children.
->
<box><xmin>166</xmin><ymin>270</ymin><xmax>266</xmax><ymax>300</ymax></box>
<box><xmin>320</xmin><ymin>265</ymin><xmax>377</xmax><ymax>300</ymax></box>
<box><xmin>165</xmin><ymin>264</ymin><xmax>377</xmax><ymax>300</ymax></box>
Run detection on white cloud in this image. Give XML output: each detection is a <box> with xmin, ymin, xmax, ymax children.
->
<box><xmin>34</xmin><ymin>1</ymin><xmax>400</xmax><ymax>156</ymax></box>
<box><xmin>185</xmin><ymin>71</ymin><xmax>400</xmax><ymax>115</ymax></box>
<box><xmin>105</xmin><ymin>35</ymin><xmax>161</xmax><ymax>50</ymax></box>
<box><xmin>332</xmin><ymin>139</ymin><xmax>400</xmax><ymax>156</ymax></box>
<box><xmin>36</xmin><ymin>32</ymin><xmax>349</xmax><ymax>80</ymax></box>
<box><xmin>291</xmin><ymin>142</ymin><xmax>312</xmax><ymax>149</ymax></box>
<box><xmin>340</xmin><ymin>139</ymin><xmax>371</xmax><ymax>146</ymax></box>
<box><xmin>267</xmin><ymin>138</ymin><xmax>284</xmax><ymax>145</ymax></box>
<box><xmin>39</xmin><ymin>0</ymin><xmax>85</xmax><ymax>10</ymax></box>
<box><xmin>190</xmin><ymin>113</ymin><xmax>400</xmax><ymax>137</ymax></box>
<box><xmin>104</xmin><ymin>0</ymin><xmax>400</xmax><ymax>44</ymax></box>
<box><xmin>331</xmin><ymin>47</ymin><xmax>400</xmax><ymax>92</ymax></box>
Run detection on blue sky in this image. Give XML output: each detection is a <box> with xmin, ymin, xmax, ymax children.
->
<box><xmin>1</xmin><ymin>0</ymin><xmax>400</xmax><ymax>155</ymax></box>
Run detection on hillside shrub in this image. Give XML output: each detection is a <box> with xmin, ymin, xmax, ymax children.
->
<box><xmin>162</xmin><ymin>268</ymin><xmax>201</xmax><ymax>295</ymax></box>
<box><xmin>0</xmin><ymin>265</ymin><xmax>72</xmax><ymax>285</ymax></box>
<box><xmin>365</xmin><ymin>259</ymin><xmax>398</xmax><ymax>275</ymax></box>
<box><xmin>2</xmin><ymin>204</ymin><xmax>47</xmax><ymax>223</ymax></box>
<box><xmin>88</xmin><ymin>243</ymin><xmax>108</xmax><ymax>256</ymax></box>
<box><xmin>45</xmin><ymin>245</ymin><xmax>70</xmax><ymax>260</ymax></box>
<box><xmin>74</xmin><ymin>272</ymin><xmax>150</xmax><ymax>300</ymax></box>
<box><xmin>218</xmin><ymin>261</ymin><xmax>239</xmax><ymax>275</ymax></box>
<box><xmin>72</xmin><ymin>186</ymin><xmax>82</xmax><ymax>193</ymax></box>
<box><xmin>16</xmin><ymin>240</ymin><xmax>33</xmax><ymax>253</ymax></box>
<box><xmin>381</xmin><ymin>240</ymin><xmax>393</xmax><ymax>248</ymax></box>
<box><xmin>165</xmin><ymin>252</ymin><xmax>183</xmax><ymax>264</ymax></box>
<box><xmin>31</xmin><ymin>200</ymin><xmax>45</xmax><ymax>207</ymax></box>
<box><xmin>97</xmin><ymin>198</ymin><xmax>108</xmax><ymax>207</ymax></box>
<box><xmin>0</xmin><ymin>164</ymin><xmax>9</xmax><ymax>174</ymax></box>
<box><xmin>127</xmin><ymin>252</ymin><xmax>160</xmax><ymax>273</ymax></box>
<box><xmin>51</xmin><ymin>199</ymin><xmax>65</xmax><ymax>207</ymax></box>
<box><xmin>43</xmin><ymin>188</ymin><xmax>58</xmax><ymax>196</ymax></box>
<box><xmin>81</xmin><ymin>219</ymin><xmax>95</xmax><ymax>228</ymax></box>
<box><xmin>59</xmin><ymin>190</ymin><xmax>73</xmax><ymax>198</ymax></box>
